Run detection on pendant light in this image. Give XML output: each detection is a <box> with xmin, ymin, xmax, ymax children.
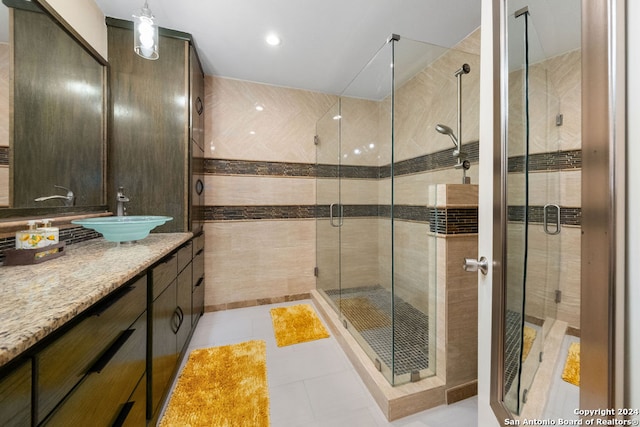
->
<box><xmin>133</xmin><ymin>1</ymin><xmax>159</xmax><ymax>60</ymax></box>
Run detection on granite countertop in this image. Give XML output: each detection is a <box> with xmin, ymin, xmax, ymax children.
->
<box><xmin>0</xmin><ymin>233</ymin><xmax>192</xmax><ymax>368</ymax></box>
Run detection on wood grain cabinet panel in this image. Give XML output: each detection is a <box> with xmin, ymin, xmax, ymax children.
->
<box><xmin>43</xmin><ymin>314</ymin><xmax>147</xmax><ymax>426</ymax></box>
<box><xmin>37</xmin><ymin>275</ymin><xmax>146</xmax><ymax>423</ymax></box>
<box><xmin>0</xmin><ymin>360</ymin><xmax>31</xmax><ymax>427</ymax></box>
<box><xmin>151</xmin><ymin>254</ymin><xmax>178</xmax><ymax>300</ymax></box>
<box><xmin>107</xmin><ymin>20</ymin><xmax>205</xmax><ymax>234</ymax></box>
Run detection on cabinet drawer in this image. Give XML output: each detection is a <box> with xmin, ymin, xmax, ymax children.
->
<box><xmin>193</xmin><ymin>232</ymin><xmax>205</xmax><ymax>254</ymax></box>
<box><xmin>43</xmin><ymin>314</ymin><xmax>147</xmax><ymax>427</ymax></box>
<box><xmin>0</xmin><ymin>360</ymin><xmax>31</xmax><ymax>427</ymax></box>
<box><xmin>177</xmin><ymin>241</ymin><xmax>193</xmax><ymax>274</ymax></box>
<box><xmin>37</xmin><ymin>275</ymin><xmax>146</xmax><ymax>423</ymax></box>
<box><xmin>193</xmin><ymin>249</ymin><xmax>204</xmax><ymax>291</ymax></box>
<box><xmin>118</xmin><ymin>373</ymin><xmax>146</xmax><ymax>427</ymax></box>
<box><xmin>152</xmin><ymin>253</ymin><xmax>177</xmax><ymax>299</ymax></box>
<box><xmin>192</xmin><ymin>278</ymin><xmax>205</xmax><ymax>325</ymax></box>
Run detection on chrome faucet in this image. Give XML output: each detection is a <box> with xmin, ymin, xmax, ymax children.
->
<box><xmin>35</xmin><ymin>185</ymin><xmax>75</xmax><ymax>207</ymax></box>
<box><xmin>116</xmin><ymin>186</ymin><xmax>130</xmax><ymax>216</ymax></box>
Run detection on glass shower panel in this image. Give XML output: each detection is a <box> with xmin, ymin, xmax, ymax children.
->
<box><xmin>339</xmin><ymin>39</ymin><xmax>395</xmax><ymax>384</ymax></box>
<box><xmin>315</xmin><ymin>101</ymin><xmax>341</xmax><ymax>313</ymax></box>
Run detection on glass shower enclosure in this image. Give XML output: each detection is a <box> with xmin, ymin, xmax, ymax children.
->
<box><xmin>316</xmin><ymin>35</ymin><xmax>479</xmax><ymax>386</ymax></box>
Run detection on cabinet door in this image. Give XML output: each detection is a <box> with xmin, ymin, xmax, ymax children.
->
<box><xmin>176</xmin><ymin>264</ymin><xmax>192</xmax><ymax>354</ymax></box>
<box><xmin>0</xmin><ymin>360</ymin><xmax>31</xmax><ymax>427</ymax></box>
<box><xmin>108</xmin><ymin>25</ymin><xmax>189</xmax><ymax>232</ymax></box>
<box><xmin>190</xmin><ymin>46</ymin><xmax>204</xmax><ymax>150</ymax></box>
<box><xmin>150</xmin><ymin>280</ymin><xmax>179</xmax><ymax>417</ymax></box>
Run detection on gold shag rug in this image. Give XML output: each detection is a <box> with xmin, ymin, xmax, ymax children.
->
<box><xmin>340</xmin><ymin>297</ymin><xmax>391</xmax><ymax>331</ymax></box>
<box><xmin>522</xmin><ymin>326</ymin><xmax>537</xmax><ymax>361</ymax></box>
<box><xmin>270</xmin><ymin>303</ymin><xmax>330</xmax><ymax>347</ymax></box>
<box><xmin>159</xmin><ymin>340</ymin><xmax>269</xmax><ymax>427</ymax></box>
<box><xmin>562</xmin><ymin>342</ymin><xmax>580</xmax><ymax>386</ymax></box>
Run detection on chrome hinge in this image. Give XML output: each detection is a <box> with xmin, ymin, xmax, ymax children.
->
<box><xmin>314</xmin><ymin>267</ymin><xmax>319</xmax><ymax>277</ymax></box>
<box><xmin>314</xmin><ymin>135</ymin><xmax>319</xmax><ymax>145</ymax></box>
<box><xmin>555</xmin><ymin>290</ymin><xmax>562</xmax><ymax>303</ymax></box>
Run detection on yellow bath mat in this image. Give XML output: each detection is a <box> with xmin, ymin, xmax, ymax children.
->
<box><xmin>270</xmin><ymin>303</ymin><xmax>330</xmax><ymax>347</ymax></box>
<box><xmin>522</xmin><ymin>326</ymin><xmax>537</xmax><ymax>361</ymax></box>
<box><xmin>340</xmin><ymin>297</ymin><xmax>391</xmax><ymax>331</ymax></box>
<box><xmin>159</xmin><ymin>340</ymin><xmax>269</xmax><ymax>427</ymax></box>
<box><xmin>562</xmin><ymin>342</ymin><xmax>580</xmax><ymax>386</ymax></box>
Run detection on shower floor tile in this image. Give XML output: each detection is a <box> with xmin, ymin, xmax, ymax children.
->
<box><xmin>159</xmin><ymin>299</ymin><xmax>478</xmax><ymax>426</ymax></box>
<box><xmin>325</xmin><ymin>286</ymin><xmax>430</xmax><ymax>376</ymax></box>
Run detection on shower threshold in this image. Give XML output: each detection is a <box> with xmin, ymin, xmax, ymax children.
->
<box><xmin>312</xmin><ymin>289</ymin><xmax>449</xmax><ymax>421</ymax></box>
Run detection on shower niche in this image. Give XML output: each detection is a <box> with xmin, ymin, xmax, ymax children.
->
<box><xmin>312</xmin><ymin>33</ymin><xmax>480</xmax><ymax>419</ymax></box>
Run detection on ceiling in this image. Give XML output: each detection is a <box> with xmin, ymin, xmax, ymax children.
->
<box><xmin>93</xmin><ymin>0</ymin><xmax>482</xmax><ymax>95</ymax></box>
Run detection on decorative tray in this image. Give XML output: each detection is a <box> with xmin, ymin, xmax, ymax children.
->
<box><xmin>3</xmin><ymin>242</ymin><xmax>66</xmax><ymax>266</ymax></box>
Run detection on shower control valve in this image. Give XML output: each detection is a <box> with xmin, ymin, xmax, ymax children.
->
<box><xmin>463</xmin><ymin>257</ymin><xmax>489</xmax><ymax>275</ymax></box>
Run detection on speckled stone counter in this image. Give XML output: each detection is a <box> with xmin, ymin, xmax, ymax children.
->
<box><xmin>0</xmin><ymin>233</ymin><xmax>192</xmax><ymax>368</ymax></box>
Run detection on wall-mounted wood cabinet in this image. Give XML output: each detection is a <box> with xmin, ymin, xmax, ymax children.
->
<box><xmin>106</xmin><ymin>19</ymin><xmax>205</xmax><ymax>233</ymax></box>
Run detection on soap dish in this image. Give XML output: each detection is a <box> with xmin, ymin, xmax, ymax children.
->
<box><xmin>3</xmin><ymin>242</ymin><xmax>66</xmax><ymax>266</ymax></box>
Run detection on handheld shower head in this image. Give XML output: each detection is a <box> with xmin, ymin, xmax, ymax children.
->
<box><xmin>435</xmin><ymin>123</ymin><xmax>459</xmax><ymax>147</ymax></box>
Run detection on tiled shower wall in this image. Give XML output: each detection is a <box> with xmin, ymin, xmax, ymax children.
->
<box><xmin>203</xmin><ymin>76</ymin><xmax>335</xmax><ymax>309</ymax></box>
<box><xmin>203</xmin><ymin>29</ymin><xmax>482</xmax><ymax>311</ymax></box>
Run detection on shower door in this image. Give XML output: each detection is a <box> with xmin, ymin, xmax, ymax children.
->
<box><xmin>503</xmin><ymin>0</ymin><xmax>581</xmax><ymax>416</ymax></box>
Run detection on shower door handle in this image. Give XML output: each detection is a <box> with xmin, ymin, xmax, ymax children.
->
<box><xmin>329</xmin><ymin>203</ymin><xmax>344</xmax><ymax>227</ymax></box>
<box><xmin>543</xmin><ymin>203</ymin><xmax>561</xmax><ymax>235</ymax></box>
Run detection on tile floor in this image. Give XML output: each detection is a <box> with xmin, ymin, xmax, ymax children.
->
<box><xmin>161</xmin><ymin>299</ymin><xmax>478</xmax><ymax>427</ymax></box>
<box><xmin>541</xmin><ymin>334</ymin><xmax>580</xmax><ymax>420</ymax></box>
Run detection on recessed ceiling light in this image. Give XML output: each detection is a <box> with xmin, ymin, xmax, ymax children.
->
<box><xmin>266</xmin><ymin>34</ymin><xmax>281</xmax><ymax>46</ymax></box>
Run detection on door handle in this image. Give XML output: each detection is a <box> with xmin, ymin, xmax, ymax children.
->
<box><xmin>463</xmin><ymin>257</ymin><xmax>489</xmax><ymax>275</ymax></box>
<box><xmin>329</xmin><ymin>203</ymin><xmax>344</xmax><ymax>227</ymax></box>
<box><xmin>543</xmin><ymin>203</ymin><xmax>561</xmax><ymax>235</ymax></box>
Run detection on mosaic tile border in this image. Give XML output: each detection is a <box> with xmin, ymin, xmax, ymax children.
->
<box><xmin>0</xmin><ymin>225</ymin><xmax>102</xmax><ymax>263</ymax></box>
<box><xmin>508</xmin><ymin>149</ymin><xmax>582</xmax><ymax>173</ymax></box>
<box><xmin>0</xmin><ymin>146</ymin><xmax>7</xmax><ymax>166</ymax></box>
<box><xmin>206</xmin><ymin>204</ymin><xmax>479</xmax><ymax>235</ymax></box>
<box><xmin>205</xmin><ymin>141</ymin><xmax>480</xmax><ymax>179</ymax></box>
<box><xmin>508</xmin><ymin>205</ymin><xmax>582</xmax><ymax>226</ymax></box>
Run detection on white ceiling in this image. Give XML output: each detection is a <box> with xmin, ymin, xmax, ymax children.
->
<box><xmin>93</xmin><ymin>0</ymin><xmax>482</xmax><ymax>95</ymax></box>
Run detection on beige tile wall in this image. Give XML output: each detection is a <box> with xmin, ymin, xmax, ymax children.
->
<box><xmin>205</xmin><ymin>76</ymin><xmax>336</xmax><ymax>164</ymax></box>
<box><xmin>203</xmin><ymin>30</ymin><xmax>483</xmax><ymax>312</ymax></box>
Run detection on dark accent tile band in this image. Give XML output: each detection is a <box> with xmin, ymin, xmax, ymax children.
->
<box><xmin>0</xmin><ymin>226</ymin><xmax>101</xmax><ymax>264</ymax></box>
<box><xmin>205</xmin><ymin>140</ymin><xmax>480</xmax><ymax>179</ymax></box>
<box><xmin>508</xmin><ymin>149</ymin><xmax>582</xmax><ymax>173</ymax></box>
<box><xmin>204</xmin><ymin>205</ymin><xmax>317</xmax><ymax>221</ymax></box>
<box><xmin>205</xmin><ymin>159</ymin><xmax>316</xmax><ymax>177</ymax></box>
<box><xmin>206</xmin><ymin>204</ymin><xmax>478</xmax><ymax>235</ymax></box>
<box><xmin>508</xmin><ymin>205</ymin><xmax>582</xmax><ymax>226</ymax></box>
<box><xmin>0</xmin><ymin>146</ymin><xmax>8</xmax><ymax>166</ymax></box>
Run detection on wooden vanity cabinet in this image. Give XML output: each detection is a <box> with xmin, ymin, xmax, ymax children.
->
<box><xmin>149</xmin><ymin>238</ymin><xmax>202</xmax><ymax>423</ymax></box>
<box><xmin>192</xmin><ymin>233</ymin><xmax>205</xmax><ymax>326</ymax></box>
<box><xmin>0</xmin><ymin>360</ymin><xmax>31</xmax><ymax>427</ymax></box>
<box><xmin>38</xmin><ymin>274</ymin><xmax>147</xmax><ymax>426</ymax></box>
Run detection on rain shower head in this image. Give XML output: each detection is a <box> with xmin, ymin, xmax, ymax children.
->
<box><xmin>454</xmin><ymin>63</ymin><xmax>471</xmax><ymax>77</ymax></box>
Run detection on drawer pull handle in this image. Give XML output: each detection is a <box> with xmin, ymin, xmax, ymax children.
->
<box><xmin>196</xmin><ymin>248</ymin><xmax>204</xmax><ymax>256</ymax></box>
<box><xmin>176</xmin><ymin>306</ymin><xmax>185</xmax><ymax>330</ymax></box>
<box><xmin>91</xmin><ymin>285</ymin><xmax>135</xmax><ymax>317</ymax></box>
<box><xmin>89</xmin><ymin>329</ymin><xmax>134</xmax><ymax>374</ymax></box>
<box><xmin>112</xmin><ymin>401</ymin><xmax>135</xmax><ymax>427</ymax></box>
<box><xmin>194</xmin><ymin>277</ymin><xmax>204</xmax><ymax>288</ymax></box>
